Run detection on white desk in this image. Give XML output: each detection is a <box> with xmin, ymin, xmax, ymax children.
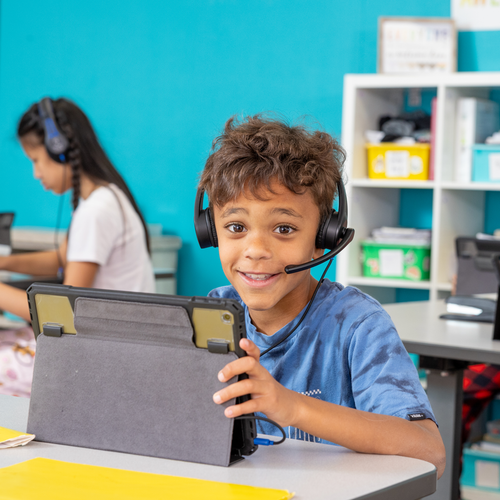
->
<box><xmin>383</xmin><ymin>300</ymin><xmax>500</xmax><ymax>500</ymax></box>
<box><xmin>0</xmin><ymin>395</ymin><xmax>436</xmax><ymax>500</ymax></box>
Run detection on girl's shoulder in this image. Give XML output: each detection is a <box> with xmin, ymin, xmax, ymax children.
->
<box><xmin>78</xmin><ymin>184</ymin><xmax>125</xmax><ymax>214</ymax></box>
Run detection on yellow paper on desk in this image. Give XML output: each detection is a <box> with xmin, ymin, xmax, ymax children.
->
<box><xmin>0</xmin><ymin>458</ymin><xmax>294</xmax><ymax>500</ymax></box>
<box><xmin>0</xmin><ymin>427</ymin><xmax>35</xmax><ymax>449</ymax></box>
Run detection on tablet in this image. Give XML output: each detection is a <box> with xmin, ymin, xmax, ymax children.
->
<box><xmin>27</xmin><ymin>282</ymin><xmax>248</xmax><ymax>355</ymax></box>
<box><xmin>26</xmin><ymin>282</ymin><xmax>258</xmax><ymax>465</ymax></box>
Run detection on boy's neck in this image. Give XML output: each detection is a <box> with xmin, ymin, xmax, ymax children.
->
<box><xmin>248</xmin><ymin>276</ymin><xmax>319</xmax><ymax>336</ymax></box>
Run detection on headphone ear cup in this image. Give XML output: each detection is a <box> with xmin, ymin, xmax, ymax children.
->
<box><xmin>316</xmin><ymin>178</ymin><xmax>348</xmax><ymax>250</ymax></box>
<box><xmin>194</xmin><ymin>208</ymin><xmax>218</xmax><ymax>248</ymax></box>
<box><xmin>315</xmin><ymin>210</ymin><xmax>341</xmax><ymax>250</ymax></box>
<box><xmin>194</xmin><ymin>188</ymin><xmax>218</xmax><ymax>248</ymax></box>
<box><xmin>205</xmin><ymin>208</ymin><xmax>218</xmax><ymax>248</ymax></box>
<box><xmin>315</xmin><ymin>215</ymin><xmax>329</xmax><ymax>249</ymax></box>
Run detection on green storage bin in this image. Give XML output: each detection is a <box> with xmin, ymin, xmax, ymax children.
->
<box><xmin>360</xmin><ymin>240</ymin><xmax>431</xmax><ymax>281</ymax></box>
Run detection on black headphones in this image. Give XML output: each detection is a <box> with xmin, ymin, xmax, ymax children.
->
<box><xmin>194</xmin><ymin>178</ymin><xmax>355</xmax><ymax>274</ymax></box>
<box><xmin>37</xmin><ymin>97</ymin><xmax>69</xmax><ymax>164</ymax></box>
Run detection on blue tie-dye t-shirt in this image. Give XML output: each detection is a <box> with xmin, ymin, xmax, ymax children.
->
<box><xmin>209</xmin><ymin>279</ymin><xmax>436</xmax><ymax>444</ymax></box>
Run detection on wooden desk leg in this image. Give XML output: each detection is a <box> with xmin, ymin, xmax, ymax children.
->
<box><xmin>424</xmin><ymin>366</ymin><xmax>464</xmax><ymax>500</ymax></box>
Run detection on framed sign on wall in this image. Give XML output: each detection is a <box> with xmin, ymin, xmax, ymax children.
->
<box><xmin>378</xmin><ymin>17</ymin><xmax>457</xmax><ymax>74</ymax></box>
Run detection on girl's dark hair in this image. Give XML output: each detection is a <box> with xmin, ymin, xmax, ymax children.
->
<box><xmin>17</xmin><ymin>98</ymin><xmax>150</xmax><ymax>253</ymax></box>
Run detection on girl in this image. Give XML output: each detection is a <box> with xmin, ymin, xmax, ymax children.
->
<box><xmin>0</xmin><ymin>97</ymin><xmax>155</xmax><ymax>322</ymax></box>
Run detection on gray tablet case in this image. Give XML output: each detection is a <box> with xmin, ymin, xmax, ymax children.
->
<box><xmin>27</xmin><ymin>296</ymin><xmax>245</xmax><ymax>467</ymax></box>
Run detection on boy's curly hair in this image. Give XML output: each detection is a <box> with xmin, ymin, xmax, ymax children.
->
<box><xmin>198</xmin><ymin>114</ymin><xmax>345</xmax><ymax>220</ymax></box>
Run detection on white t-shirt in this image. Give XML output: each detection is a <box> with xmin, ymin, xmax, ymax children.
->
<box><xmin>66</xmin><ymin>184</ymin><xmax>155</xmax><ymax>293</ymax></box>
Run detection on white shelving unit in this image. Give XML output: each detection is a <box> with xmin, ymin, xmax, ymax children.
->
<box><xmin>336</xmin><ymin>72</ymin><xmax>500</xmax><ymax>303</ymax></box>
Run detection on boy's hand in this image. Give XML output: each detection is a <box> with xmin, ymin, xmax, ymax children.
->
<box><xmin>213</xmin><ymin>338</ymin><xmax>300</xmax><ymax>426</ymax></box>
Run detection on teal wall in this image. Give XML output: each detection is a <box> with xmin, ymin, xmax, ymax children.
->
<box><xmin>0</xmin><ymin>1</ymin><xmax>498</xmax><ymax>296</ymax></box>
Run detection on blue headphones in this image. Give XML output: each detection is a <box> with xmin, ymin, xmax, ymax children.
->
<box><xmin>37</xmin><ymin>98</ymin><xmax>69</xmax><ymax>164</ymax></box>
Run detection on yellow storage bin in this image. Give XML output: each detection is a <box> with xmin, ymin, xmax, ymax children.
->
<box><xmin>366</xmin><ymin>143</ymin><xmax>430</xmax><ymax>180</ymax></box>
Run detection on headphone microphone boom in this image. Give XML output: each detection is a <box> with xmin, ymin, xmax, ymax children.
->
<box><xmin>194</xmin><ymin>178</ymin><xmax>355</xmax><ymax>271</ymax></box>
<box><xmin>284</xmin><ymin>228</ymin><xmax>354</xmax><ymax>274</ymax></box>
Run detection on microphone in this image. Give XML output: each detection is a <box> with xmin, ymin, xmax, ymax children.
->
<box><xmin>284</xmin><ymin>228</ymin><xmax>355</xmax><ymax>274</ymax></box>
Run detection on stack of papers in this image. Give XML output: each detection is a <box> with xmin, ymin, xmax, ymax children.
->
<box><xmin>486</xmin><ymin>131</ymin><xmax>500</xmax><ymax>144</ymax></box>
<box><xmin>368</xmin><ymin>227</ymin><xmax>432</xmax><ymax>246</ymax></box>
<box><xmin>471</xmin><ymin>441</ymin><xmax>500</xmax><ymax>454</ymax></box>
<box><xmin>0</xmin><ymin>427</ymin><xmax>35</xmax><ymax>449</ymax></box>
<box><xmin>476</xmin><ymin>232</ymin><xmax>500</xmax><ymax>241</ymax></box>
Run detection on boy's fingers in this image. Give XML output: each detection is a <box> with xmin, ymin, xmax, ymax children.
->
<box><xmin>213</xmin><ymin>377</ymin><xmax>257</xmax><ymax>405</ymax></box>
<box><xmin>240</xmin><ymin>338</ymin><xmax>260</xmax><ymax>361</ymax></box>
<box><xmin>218</xmin><ymin>355</ymin><xmax>261</xmax><ymax>382</ymax></box>
<box><xmin>223</xmin><ymin>399</ymin><xmax>261</xmax><ymax>418</ymax></box>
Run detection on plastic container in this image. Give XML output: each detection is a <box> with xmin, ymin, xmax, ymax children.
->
<box><xmin>472</xmin><ymin>145</ymin><xmax>500</xmax><ymax>183</ymax></box>
<box><xmin>366</xmin><ymin>143</ymin><xmax>430</xmax><ymax>180</ymax></box>
<box><xmin>360</xmin><ymin>240</ymin><xmax>431</xmax><ymax>281</ymax></box>
<box><xmin>462</xmin><ymin>446</ymin><xmax>500</xmax><ymax>493</ymax></box>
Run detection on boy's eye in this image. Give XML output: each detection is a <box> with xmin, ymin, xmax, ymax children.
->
<box><xmin>274</xmin><ymin>225</ymin><xmax>294</xmax><ymax>235</ymax></box>
<box><xmin>226</xmin><ymin>223</ymin><xmax>246</xmax><ymax>233</ymax></box>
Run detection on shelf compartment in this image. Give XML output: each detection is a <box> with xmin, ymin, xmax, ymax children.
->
<box><xmin>436</xmin><ymin>189</ymin><xmax>485</xmax><ymax>284</ymax></box>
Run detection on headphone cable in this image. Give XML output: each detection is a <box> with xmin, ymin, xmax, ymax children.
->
<box><xmin>54</xmin><ymin>166</ymin><xmax>66</xmax><ymax>281</ymax></box>
<box><xmin>235</xmin><ymin>415</ymin><xmax>286</xmax><ymax>445</ymax></box>
<box><xmin>260</xmin><ymin>258</ymin><xmax>333</xmax><ymax>357</ymax></box>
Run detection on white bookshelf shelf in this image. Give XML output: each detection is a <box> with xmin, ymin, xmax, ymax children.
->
<box><xmin>437</xmin><ymin>282</ymin><xmax>454</xmax><ymax>292</ymax></box>
<box><xmin>441</xmin><ymin>182</ymin><xmax>500</xmax><ymax>191</ymax></box>
<box><xmin>336</xmin><ymin>72</ymin><xmax>500</xmax><ymax>303</ymax></box>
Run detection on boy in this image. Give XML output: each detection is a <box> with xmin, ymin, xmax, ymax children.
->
<box><xmin>197</xmin><ymin>114</ymin><xmax>446</xmax><ymax>478</ymax></box>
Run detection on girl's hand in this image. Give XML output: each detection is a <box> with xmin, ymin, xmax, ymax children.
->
<box><xmin>212</xmin><ymin>338</ymin><xmax>301</xmax><ymax>427</ymax></box>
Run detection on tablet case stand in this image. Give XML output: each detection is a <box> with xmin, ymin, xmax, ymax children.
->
<box><xmin>27</xmin><ymin>297</ymin><xmax>245</xmax><ymax>467</ymax></box>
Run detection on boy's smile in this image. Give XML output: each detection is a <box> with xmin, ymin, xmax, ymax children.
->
<box><xmin>213</xmin><ymin>180</ymin><xmax>324</xmax><ymax>335</ymax></box>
